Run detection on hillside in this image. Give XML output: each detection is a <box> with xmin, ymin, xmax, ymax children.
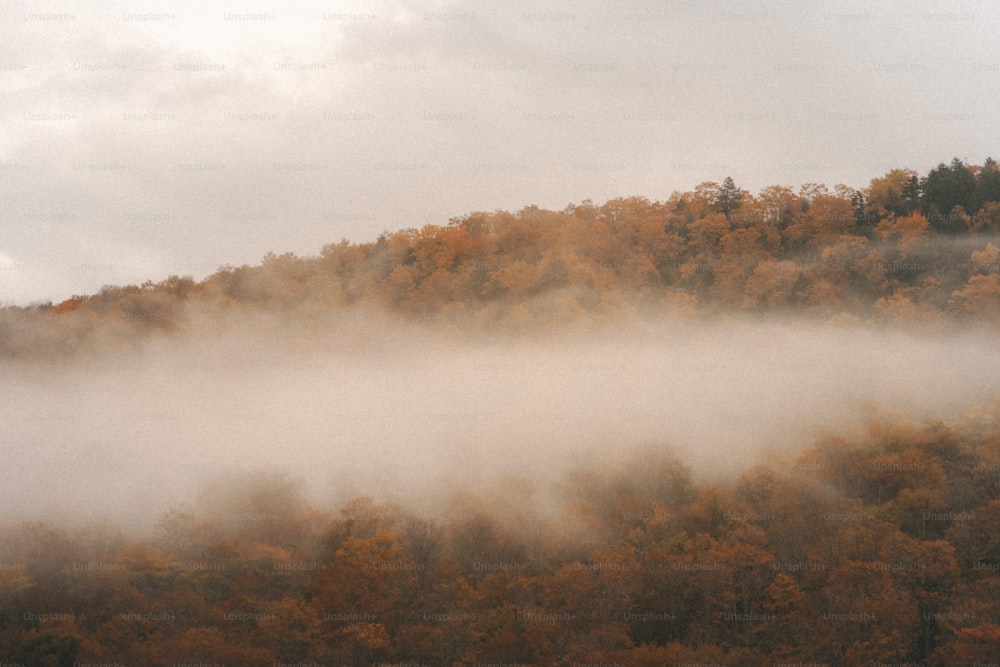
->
<box><xmin>2</xmin><ymin>413</ymin><xmax>1000</xmax><ymax>664</ymax></box>
<box><xmin>4</xmin><ymin>158</ymin><xmax>1000</xmax><ymax>360</ymax></box>
<box><xmin>3</xmin><ymin>159</ymin><xmax>1000</xmax><ymax>665</ymax></box>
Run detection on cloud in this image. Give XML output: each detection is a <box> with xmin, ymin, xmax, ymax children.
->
<box><xmin>3</xmin><ymin>310</ymin><xmax>998</xmax><ymax>529</ymax></box>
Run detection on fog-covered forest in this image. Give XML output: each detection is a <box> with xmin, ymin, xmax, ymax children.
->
<box><xmin>4</xmin><ymin>160</ymin><xmax>1000</xmax><ymax>665</ymax></box>
<box><xmin>5</xmin><ymin>158</ymin><xmax>1000</xmax><ymax>361</ymax></box>
<box><xmin>2</xmin><ymin>419</ymin><xmax>1000</xmax><ymax>665</ymax></box>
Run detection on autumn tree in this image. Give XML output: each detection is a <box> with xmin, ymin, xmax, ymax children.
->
<box><xmin>865</xmin><ymin>168</ymin><xmax>920</xmax><ymax>220</ymax></box>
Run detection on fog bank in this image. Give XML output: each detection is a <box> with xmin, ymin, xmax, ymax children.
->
<box><xmin>2</xmin><ymin>312</ymin><xmax>998</xmax><ymax>530</ymax></box>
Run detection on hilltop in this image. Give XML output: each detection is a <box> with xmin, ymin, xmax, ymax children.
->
<box><xmin>4</xmin><ymin>157</ymin><xmax>1000</xmax><ymax>360</ymax></box>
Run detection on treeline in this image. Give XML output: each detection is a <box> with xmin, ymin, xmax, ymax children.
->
<box><xmin>1</xmin><ymin>413</ymin><xmax>999</xmax><ymax>665</ymax></box>
<box><xmin>4</xmin><ymin>157</ymin><xmax>1000</xmax><ymax>360</ymax></box>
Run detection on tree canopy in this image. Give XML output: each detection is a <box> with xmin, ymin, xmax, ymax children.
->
<box><xmin>4</xmin><ymin>158</ymin><xmax>1000</xmax><ymax>362</ymax></box>
<box><xmin>1</xmin><ymin>414</ymin><xmax>999</xmax><ymax>664</ymax></box>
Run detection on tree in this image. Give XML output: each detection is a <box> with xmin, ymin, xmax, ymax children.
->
<box><xmin>756</xmin><ymin>185</ymin><xmax>798</xmax><ymax>229</ymax></box>
<box><xmin>783</xmin><ymin>191</ymin><xmax>855</xmax><ymax>249</ymax></box>
<box><xmin>865</xmin><ymin>169</ymin><xmax>919</xmax><ymax>220</ymax></box>
<box><xmin>684</xmin><ymin>213</ymin><xmax>731</xmax><ymax>256</ymax></box>
<box><xmin>142</xmin><ymin>626</ymin><xmax>275</xmax><ymax>666</ymax></box>
<box><xmin>903</xmin><ymin>174</ymin><xmax>923</xmax><ymax>213</ymax></box>
<box><xmin>933</xmin><ymin>622</ymin><xmax>1000</xmax><ymax>664</ymax></box>
<box><xmin>873</xmin><ymin>212</ymin><xmax>930</xmax><ymax>260</ymax></box>
<box><xmin>975</xmin><ymin>157</ymin><xmax>1000</xmax><ymax>207</ymax></box>
<box><xmin>742</xmin><ymin>260</ymin><xmax>805</xmax><ymax>310</ymax></box>
<box><xmin>11</xmin><ymin>628</ymin><xmax>82</xmax><ymax>667</ymax></box>
<box><xmin>923</xmin><ymin>158</ymin><xmax>977</xmax><ymax>230</ymax></box>
<box><xmin>950</xmin><ymin>275</ymin><xmax>1000</xmax><ymax>320</ymax></box>
<box><xmin>308</xmin><ymin>532</ymin><xmax>420</xmax><ymax>664</ymax></box>
<box><xmin>714</xmin><ymin>177</ymin><xmax>744</xmax><ymax>220</ymax></box>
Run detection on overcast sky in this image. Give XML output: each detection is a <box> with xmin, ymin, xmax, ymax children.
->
<box><xmin>1</xmin><ymin>0</ymin><xmax>997</xmax><ymax>305</ymax></box>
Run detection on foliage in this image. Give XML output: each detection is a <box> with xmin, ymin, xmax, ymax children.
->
<box><xmin>1</xmin><ymin>416</ymin><xmax>999</xmax><ymax>664</ymax></box>
<box><xmin>6</xmin><ymin>159</ymin><xmax>1000</xmax><ymax>361</ymax></box>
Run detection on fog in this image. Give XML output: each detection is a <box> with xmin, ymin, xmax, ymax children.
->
<box><xmin>3</xmin><ymin>308</ymin><xmax>999</xmax><ymax>532</ymax></box>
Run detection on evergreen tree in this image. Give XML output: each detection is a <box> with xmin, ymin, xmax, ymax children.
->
<box><xmin>924</xmin><ymin>158</ymin><xmax>976</xmax><ymax>231</ymax></box>
<box><xmin>975</xmin><ymin>157</ymin><xmax>1000</xmax><ymax>207</ymax></box>
<box><xmin>714</xmin><ymin>176</ymin><xmax>744</xmax><ymax>220</ymax></box>
<box><xmin>903</xmin><ymin>174</ymin><xmax>923</xmax><ymax>214</ymax></box>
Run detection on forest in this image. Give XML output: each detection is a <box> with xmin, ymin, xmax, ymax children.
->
<box><xmin>3</xmin><ymin>157</ymin><xmax>1000</xmax><ymax>360</ymax></box>
<box><xmin>2</xmin><ymin>158</ymin><xmax>1000</xmax><ymax>665</ymax></box>
<box><xmin>1</xmin><ymin>414</ymin><xmax>1000</xmax><ymax>665</ymax></box>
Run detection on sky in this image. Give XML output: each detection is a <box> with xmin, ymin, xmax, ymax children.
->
<box><xmin>1</xmin><ymin>0</ymin><xmax>998</xmax><ymax>305</ymax></box>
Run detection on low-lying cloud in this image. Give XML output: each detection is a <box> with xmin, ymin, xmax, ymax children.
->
<box><xmin>3</xmin><ymin>309</ymin><xmax>999</xmax><ymax>530</ymax></box>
